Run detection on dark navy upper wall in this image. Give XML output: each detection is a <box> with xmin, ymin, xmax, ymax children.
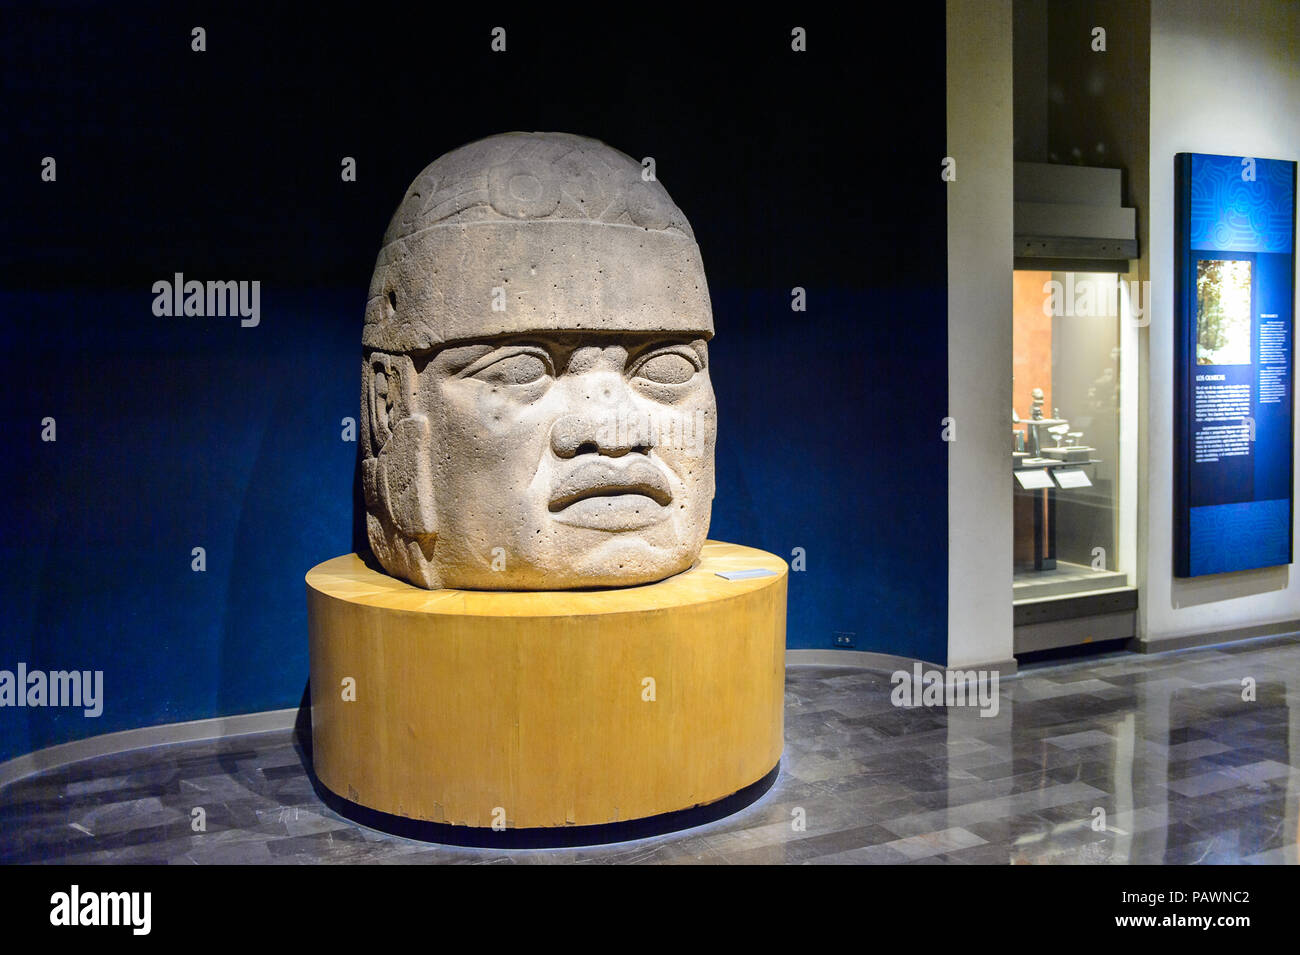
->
<box><xmin>0</xmin><ymin>5</ymin><xmax>947</xmax><ymax>762</ymax></box>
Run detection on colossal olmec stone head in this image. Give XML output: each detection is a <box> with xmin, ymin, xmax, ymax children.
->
<box><xmin>360</xmin><ymin>132</ymin><xmax>717</xmax><ymax>590</ymax></box>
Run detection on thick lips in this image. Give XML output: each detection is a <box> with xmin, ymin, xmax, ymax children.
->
<box><xmin>549</xmin><ymin>458</ymin><xmax>673</xmax><ymax>512</ymax></box>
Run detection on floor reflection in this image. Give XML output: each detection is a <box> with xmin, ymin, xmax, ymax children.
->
<box><xmin>1</xmin><ymin>635</ymin><xmax>1297</xmax><ymax>863</ymax></box>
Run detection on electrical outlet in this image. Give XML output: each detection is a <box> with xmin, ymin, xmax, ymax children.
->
<box><xmin>834</xmin><ymin>632</ymin><xmax>855</xmax><ymax>648</ymax></box>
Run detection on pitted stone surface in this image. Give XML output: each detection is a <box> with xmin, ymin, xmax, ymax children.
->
<box><xmin>363</xmin><ymin>131</ymin><xmax>712</xmax><ymax>353</ymax></box>
<box><xmin>360</xmin><ymin>132</ymin><xmax>717</xmax><ymax>590</ymax></box>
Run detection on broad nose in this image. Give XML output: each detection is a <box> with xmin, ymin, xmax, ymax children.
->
<box><xmin>550</xmin><ymin>377</ymin><xmax>653</xmax><ymax>459</ymax></box>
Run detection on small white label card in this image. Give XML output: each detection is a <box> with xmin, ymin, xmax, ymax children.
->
<box><xmin>1015</xmin><ymin>469</ymin><xmax>1054</xmax><ymax>490</ymax></box>
<box><xmin>716</xmin><ymin>569</ymin><xmax>778</xmax><ymax>581</ymax></box>
<box><xmin>1053</xmin><ymin>468</ymin><xmax>1093</xmax><ymax>489</ymax></box>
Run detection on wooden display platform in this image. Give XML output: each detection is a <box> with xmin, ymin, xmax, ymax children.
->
<box><xmin>305</xmin><ymin>540</ymin><xmax>786</xmax><ymax>837</ymax></box>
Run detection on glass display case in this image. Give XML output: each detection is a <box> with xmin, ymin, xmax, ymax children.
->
<box><xmin>1012</xmin><ymin>270</ymin><xmax>1136</xmax><ymax>602</ymax></box>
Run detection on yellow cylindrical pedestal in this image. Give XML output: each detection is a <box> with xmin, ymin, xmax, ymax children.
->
<box><xmin>305</xmin><ymin>540</ymin><xmax>786</xmax><ymax>834</ymax></box>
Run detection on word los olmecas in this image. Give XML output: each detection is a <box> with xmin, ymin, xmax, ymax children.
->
<box><xmin>0</xmin><ymin>663</ymin><xmax>102</xmax><ymax>717</ymax></box>
<box><xmin>152</xmin><ymin>273</ymin><xmax>260</xmax><ymax>327</ymax></box>
<box><xmin>50</xmin><ymin>885</ymin><xmax>151</xmax><ymax>935</ymax></box>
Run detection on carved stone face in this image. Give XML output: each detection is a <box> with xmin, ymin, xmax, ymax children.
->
<box><xmin>360</xmin><ymin>132</ymin><xmax>717</xmax><ymax>590</ymax></box>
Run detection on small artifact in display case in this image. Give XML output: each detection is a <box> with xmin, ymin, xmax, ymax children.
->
<box><xmin>1041</xmin><ymin>445</ymin><xmax>1094</xmax><ymax>463</ymax></box>
<box><xmin>1012</xmin><ymin>403</ymin><xmax>1098</xmax><ymax>467</ymax></box>
<box><xmin>1041</xmin><ymin>426</ymin><xmax>1094</xmax><ymax>463</ymax></box>
<box><xmin>1024</xmin><ymin>418</ymin><xmax>1065</xmax><ymax>455</ymax></box>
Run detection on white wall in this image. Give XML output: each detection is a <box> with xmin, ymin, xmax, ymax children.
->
<box><xmin>1143</xmin><ymin>0</ymin><xmax>1300</xmax><ymax>643</ymax></box>
<box><xmin>947</xmin><ymin>0</ymin><xmax>1016</xmax><ymax>668</ymax></box>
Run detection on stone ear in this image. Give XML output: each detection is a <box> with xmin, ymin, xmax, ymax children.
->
<box><xmin>363</xmin><ymin>354</ymin><xmax>436</xmax><ymax>541</ymax></box>
<box><xmin>365</xmin><ymin>357</ymin><xmax>397</xmax><ymax>453</ymax></box>
<box><xmin>377</xmin><ymin>414</ymin><xmax>437</xmax><ymax>540</ymax></box>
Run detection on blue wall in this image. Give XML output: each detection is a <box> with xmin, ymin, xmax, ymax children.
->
<box><xmin>709</xmin><ymin>287</ymin><xmax>949</xmax><ymax>658</ymax></box>
<box><xmin>0</xmin><ymin>5</ymin><xmax>947</xmax><ymax>763</ymax></box>
<box><xmin>0</xmin><ymin>289</ymin><xmax>357</xmax><ymax>761</ymax></box>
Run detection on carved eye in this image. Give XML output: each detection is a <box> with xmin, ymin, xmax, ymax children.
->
<box><xmin>635</xmin><ymin>351</ymin><xmax>699</xmax><ymax>385</ymax></box>
<box><xmin>472</xmin><ymin>350</ymin><xmax>551</xmax><ymax>386</ymax></box>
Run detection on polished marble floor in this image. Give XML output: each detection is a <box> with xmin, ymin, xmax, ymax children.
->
<box><xmin>2</xmin><ymin>634</ymin><xmax>1298</xmax><ymax>864</ymax></box>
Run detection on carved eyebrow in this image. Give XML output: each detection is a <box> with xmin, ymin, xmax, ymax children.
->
<box><xmin>434</xmin><ymin>343</ymin><xmax>496</xmax><ymax>376</ymax></box>
<box><xmin>626</xmin><ymin>339</ymin><xmax>708</xmax><ymax>367</ymax></box>
<box><xmin>456</xmin><ymin>343</ymin><xmax>555</xmax><ymax>379</ymax></box>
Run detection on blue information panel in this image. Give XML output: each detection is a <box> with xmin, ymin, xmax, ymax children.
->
<box><xmin>1175</xmin><ymin>153</ymin><xmax>1297</xmax><ymax>577</ymax></box>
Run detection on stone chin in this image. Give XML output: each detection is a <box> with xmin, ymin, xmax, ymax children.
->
<box><xmin>444</xmin><ymin>540</ymin><xmax>705</xmax><ymax>592</ymax></box>
<box><xmin>362</xmin><ymin>508</ymin><xmax>711</xmax><ymax>592</ymax></box>
<box><xmin>437</xmin><ymin>503</ymin><xmax>714</xmax><ymax>591</ymax></box>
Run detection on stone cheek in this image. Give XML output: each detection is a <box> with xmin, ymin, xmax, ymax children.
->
<box><xmin>360</xmin><ymin>132</ymin><xmax>717</xmax><ymax>591</ymax></box>
<box><xmin>447</xmin><ymin>349</ymin><xmax>714</xmax><ymax>588</ymax></box>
